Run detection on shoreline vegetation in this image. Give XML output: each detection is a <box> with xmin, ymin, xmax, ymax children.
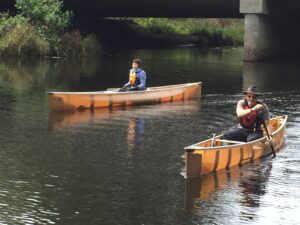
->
<box><xmin>131</xmin><ymin>18</ymin><xmax>244</xmax><ymax>47</ymax></box>
<box><xmin>85</xmin><ymin>18</ymin><xmax>244</xmax><ymax>50</ymax></box>
<box><xmin>0</xmin><ymin>0</ymin><xmax>244</xmax><ymax>57</ymax></box>
<box><xmin>0</xmin><ymin>0</ymin><xmax>101</xmax><ymax>57</ymax></box>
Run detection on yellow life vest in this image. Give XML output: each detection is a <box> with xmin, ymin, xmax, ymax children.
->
<box><xmin>129</xmin><ymin>71</ymin><xmax>136</xmax><ymax>85</ymax></box>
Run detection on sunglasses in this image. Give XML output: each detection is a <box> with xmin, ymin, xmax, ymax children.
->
<box><xmin>247</xmin><ymin>95</ymin><xmax>257</xmax><ymax>99</ymax></box>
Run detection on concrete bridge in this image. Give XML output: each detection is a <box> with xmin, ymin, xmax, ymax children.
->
<box><xmin>1</xmin><ymin>0</ymin><xmax>300</xmax><ymax>60</ymax></box>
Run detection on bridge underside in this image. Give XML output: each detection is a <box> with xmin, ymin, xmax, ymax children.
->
<box><xmin>0</xmin><ymin>0</ymin><xmax>241</xmax><ymax>18</ymax></box>
<box><xmin>63</xmin><ymin>0</ymin><xmax>241</xmax><ymax>18</ymax></box>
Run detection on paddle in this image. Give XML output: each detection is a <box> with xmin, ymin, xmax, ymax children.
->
<box><xmin>211</xmin><ymin>133</ymin><xmax>216</xmax><ymax>147</ymax></box>
<box><xmin>261</xmin><ymin>117</ymin><xmax>276</xmax><ymax>157</ymax></box>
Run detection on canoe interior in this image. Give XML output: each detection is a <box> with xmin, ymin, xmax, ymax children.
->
<box><xmin>185</xmin><ymin>115</ymin><xmax>288</xmax><ymax>178</ymax></box>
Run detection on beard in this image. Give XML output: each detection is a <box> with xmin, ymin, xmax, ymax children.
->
<box><xmin>248</xmin><ymin>100</ymin><xmax>257</xmax><ymax>107</ymax></box>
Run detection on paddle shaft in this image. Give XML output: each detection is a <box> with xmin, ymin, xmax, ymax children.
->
<box><xmin>261</xmin><ymin>119</ymin><xmax>276</xmax><ymax>157</ymax></box>
<box><xmin>211</xmin><ymin>133</ymin><xmax>216</xmax><ymax>147</ymax></box>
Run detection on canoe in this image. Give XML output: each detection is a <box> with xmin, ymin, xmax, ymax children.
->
<box><xmin>184</xmin><ymin>115</ymin><xmax>288</xmax><ymax>178</ymax></box>
<box><xmin>47</xmin><ymin>82</ymin><xmax>202</xmax><ymax>111</ymax></box>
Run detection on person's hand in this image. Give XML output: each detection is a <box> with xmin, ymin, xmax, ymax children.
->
<box><xmin>264</xmin><ymin>134</ymin><xmax>273</xmax><ymax>146</ymax></box>
<box><xmin>267</xmin><ymin>135</ymin><xmax>273</xmax><ymax>142</ymax></box>
<box><xmin>253</xmin><ymin>104</ymin><xmax>264</xmax><ymax>111</ymax></box>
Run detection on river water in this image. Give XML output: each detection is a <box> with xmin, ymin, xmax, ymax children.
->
<box><xmin>0</xmin><ymin>47</ymin><xmax>299</xmax><ymax>225</ymax></box>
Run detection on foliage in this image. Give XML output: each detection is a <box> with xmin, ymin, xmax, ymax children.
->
<box><xmin>61</xmin><ymin>30</ymin><xmax>101</xmax><ymax>57</ymax></box>
<box><xmin>0</xmin><ymin>12</ymin><xmax>28</xmax><ymax>36</ymax></box>
<box><xmin>15</xmin><ymin>0</ymin><xmax>72</xmax><ymax>33</ymax></box>
<box><xmin>15</xmin><ymin>0</ymin><xmax>73</xmax><ymax>53</ymax></box>
<box><xmin>0</xmin><ymin>0</ymin><xmax>101</xmax><ymax>57</ymax></box>
<box><xmin>132</xmin><ymin>18</ymin><xmax>244</xmax><ymax>46</ymax></box>
<box><xmin>0</xmin><ymin>22</ymin><xmax>50</xmax><ymax>56</ymax></box>
<box><xmin>133</xmin><ymin>18</ymin><xmax>189</xmax><ymax>35</ymax></box>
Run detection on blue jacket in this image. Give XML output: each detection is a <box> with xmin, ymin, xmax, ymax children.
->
<box><xmin>124</xmin><ymin>68</ymin><xmax>147</xmax><ymax>90</ymax></box>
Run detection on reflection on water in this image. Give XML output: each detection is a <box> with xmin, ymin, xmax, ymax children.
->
<box><xmin>127</xmin><ymin>117</ymin><xmax>145</xmax><ymax>156</ymax></box>
<box><xmin>185</xmin><ymin>159</ymin><xmax>271</xmax><ymax>206</ymax></box>
<box><xmin>243</xmin><ymin>60</ymin><xmax>300</xmax><ymax>92</ymax></box>
<box><xmin>48</xmin><ymin>100</ymin><xmax>200</xmax><ymax>131</ymax></box>
<box><xmin>1</xmin><ymin>47</ymin><xmax>300</xmax><ymax>225</ymax></box>
<box><xmin>48</xmin><ymin>100</ymin><xmax>201</xmax><ymax>163</ymax></box>
<box><xmin>185</xmin><ymin>160</ymin><xmax>274</xmax><ymax>224</ymax></box>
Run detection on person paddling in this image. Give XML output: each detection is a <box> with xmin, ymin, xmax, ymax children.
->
<box><xmin>119</xmin><ymin>58</ymin><xmax>147</xmax><ymax>92</ymax></box>
<box><xmin>223</xmin><ymin>85</ymin><xmax>272</xmax><ymax>142</ymax></box>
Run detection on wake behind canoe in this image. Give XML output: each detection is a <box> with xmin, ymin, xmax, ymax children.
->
<box><xmin>47</xmin><ymin>82</ymin><xmax>202</xmax><ymax>111</ymax></box>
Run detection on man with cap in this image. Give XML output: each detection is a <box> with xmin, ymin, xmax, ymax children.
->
<box><xmin>223</xmin><ymin>85</ymin><xmax>272</xmax><ymax>142</ymax></box>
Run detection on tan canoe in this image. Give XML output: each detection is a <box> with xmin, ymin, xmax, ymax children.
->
<box><xmin>185</xmin><ymin>115</ymin><xmax>288</xmax><ymax>178</ymax></box>
<box><xmin>47</xmin><ymin>82</ymin><xmax>202</xmax><ymax>111</ymax></box>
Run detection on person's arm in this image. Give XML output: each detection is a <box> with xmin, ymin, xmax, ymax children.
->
<box><xmin>123</xmin><ymin>70</ymin><xmax>131</xmax><ymax>87</ymax></box>
<box><xmin>236</xmin><ymin>100</ymin><xmax>251</xmax><ymax>118</ymax></box>
<box><xmin>261</xmin><ymin>104</ymin><xmax>273</xmax><ymax>138</ymax></box>
<box><xmin>138</xmin><ymin>71</ymin><xmax>146</xmax><ymax>89</ymax></box>
<box><xmin>123</xmin><ymin>81</ymin><xmax>130</xmax><ymax>88</ymax></box>
<box><xmin>236</xmin><ymin>101</ymin><xmax>264</xmax><ymax>118</ymax></box>
<box><xmin>265</xmin><ymin>120</ymin><xmax>272</xmax><ymax>135</ymax></box>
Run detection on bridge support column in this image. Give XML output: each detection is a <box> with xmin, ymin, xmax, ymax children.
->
<box><xmin>240</xmin><ymin>0</ymin><xmax>281</xmax><ymax>61</ymax></box>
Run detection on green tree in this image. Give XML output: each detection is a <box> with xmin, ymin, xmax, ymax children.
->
<box><xmin>15</xmin><ymin>0</ymin><xmax>72</xmax><ymax>53</ymax></box>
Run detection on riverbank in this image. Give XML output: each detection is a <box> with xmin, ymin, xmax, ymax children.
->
<box><xmin>133</xmin><ymin>18</ymin><xmax>244</xmax><ymax>47</ymax></box>
<box><xmin>1</xmin><ymin>3</ymin><xmax>244</xmax><ymax>57</ymax></box>
<box><xmin>77</xmin><ymin>18</ymin><xmax>244</xmax><ymax>51</ymax></box>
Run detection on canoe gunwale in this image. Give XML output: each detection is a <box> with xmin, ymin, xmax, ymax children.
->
<box><xmin>185</xmin><ymin>115</ymin><xmax>288</xmax><ymax>152</ymax></box>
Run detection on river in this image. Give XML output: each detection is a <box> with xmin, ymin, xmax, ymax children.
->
<box><xmin>0</xmin><ymin>47</ymin><xmax>299</xmax><ymax>225</ymax></box>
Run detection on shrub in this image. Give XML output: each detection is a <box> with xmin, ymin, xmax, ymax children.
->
<box><xmin>15</xmin><ymin>0</ymin><xmax>72</xmax><ymax>54</ymax></box>
<box><xmin>0</xmin><ymin>22</ymin><xmax>50</xmax><ymax>56</ymax></box>
<box><xmin>0</xmin><ymin>1</ymin><xmax>101</xmax><ymax>57</ymax></box>
<box><xmin>61</xmin><ymin>31</ymin><xmax>101</xmax><ymax>57</ymax></box>
<box><xmin>0</xmin><ymin>12</ymin><xmax>28</xmax><ymax>36</ymax></box>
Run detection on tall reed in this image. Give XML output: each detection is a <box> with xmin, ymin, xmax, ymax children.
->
<box><xmin>0</xmin><ymin>22</ymin><xmax>50</xmax><ymax>56</ymax></box>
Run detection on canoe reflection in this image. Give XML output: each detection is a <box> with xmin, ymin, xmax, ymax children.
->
<box><xmin>185</xmin><ymin>159</ymin><xmax>272</xmax><ymax>211</ymax></box>
<box><xmin>48</xmin><ymin>100</ymin><xmax>200</xmax><ymax>131</ymax></box>
<box><xmin>127</xmin><ymin>118</ymin><xmax>145</xmax><ymax>156</ymax></box>
<box><xmin>48</xmin><ymin>108</ymin><xmax>114</xmax><ymax>131</ymax></box>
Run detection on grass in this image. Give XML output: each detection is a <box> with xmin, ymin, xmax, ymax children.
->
<box><xmin>0</xmin><ymin>22</ymin><xmax>50</xmax><ymax>56</ymax></box>
<box><xmin>0</xmin><ymin>14</ymin><xmax>102</xmax><ymax>57</ymax></box>
<box><xmin>132</xmin><ymin>18</ymin><xmax>244</xmax><ymax>46</ymax></box>
<box><xmin>0</xmin><ymin>24</ymin><xmax>102</xmax><ymax>57</ymax></box>
<box><xmin>61</xmin><ymin>30</ymin><xmax>102</xmax><ymax>57</ymax></box>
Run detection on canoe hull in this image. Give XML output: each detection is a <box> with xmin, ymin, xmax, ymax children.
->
<box><xmin>185</xmin><ymin>115</ymin><xmax>287</xmax><ymax>178</ymax></box>
<box><xmin>48</xmin><ymin>82</ymin><xmax>201</xmax><ymax>111</ymax></box>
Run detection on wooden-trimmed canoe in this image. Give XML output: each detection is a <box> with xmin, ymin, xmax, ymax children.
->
<box><xmin>184</xmin><ymin>115</ymin><xmax>288</xmax><ymax>178</ymax></box>
<box><xmin>47</xmin><ymin>82</ymin><xmax>202</xmax><ymax>111</ymax></box>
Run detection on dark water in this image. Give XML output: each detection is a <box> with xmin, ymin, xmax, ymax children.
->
<box><xmin>0</xmin><ymin>47</ymin><xmax>299</xmax><ymax>225</ymax></box>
